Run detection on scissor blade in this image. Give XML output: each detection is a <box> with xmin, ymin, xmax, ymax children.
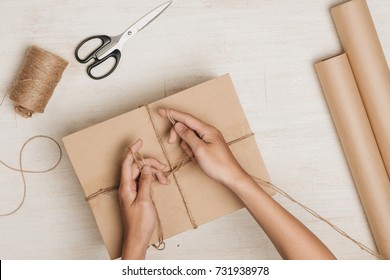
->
<box><xmin>96</xmin><ymin>1</ymin><xmax>172</xmax><ymax>59</ymax></box>
<box><xmin>129</xmin><ymin>1</ymin><xmax>172</xmax><ymax>34</ymax></box>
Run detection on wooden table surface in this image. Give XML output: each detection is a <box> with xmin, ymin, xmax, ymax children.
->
<box><xmin>1</xmin><ymin>0</ymin><xmax>388</xmax><ymax>260</ymax></box>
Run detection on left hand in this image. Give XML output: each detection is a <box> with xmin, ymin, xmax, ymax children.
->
<box><xmin>119</xmin><ymin>139</ymin><xmax>169</xmax><ymax>260</ymax></box>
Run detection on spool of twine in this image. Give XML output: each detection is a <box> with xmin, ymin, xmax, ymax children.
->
<box><xmin>9</xmin><ymin>46</ymin><xmax>68</xmax><ymax>118</ymax></box>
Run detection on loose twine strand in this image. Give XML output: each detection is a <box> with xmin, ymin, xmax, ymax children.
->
<box><xmin>145</xmin><ymin>105</ymin><xmax>381</xmax><ymax>258</ymax></box>
<box><xmin>0</xmin><ymin>89</ymin><xmax>8</xmax><ymax>107</ymax></box>
<box><xmin>0</xmin><ymin>135</ymin><xmax>62</xmax><ymax>216</ymax></box>
<box><xmin>85</xmin><ymin>105</ymin><xmax>380</xmax><ymax>258</ymax></box>
<box><xmin>1</xmin><ymin>45</ymin><xmax>377</xmax><ymax>257</ymax></box>
<box><xmin>1</xmin><ymin>133</ymin><xmax>379</xmax><ymax>258</ymax></box>
<box><xmin>251</xmin><ymin>176</ymin><xmax>382</xmax><ymax>259</ymax></box>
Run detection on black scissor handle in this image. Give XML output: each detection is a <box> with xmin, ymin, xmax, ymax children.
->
<box><xmin>75</xmin><ymin>35</ymin><xmax>111</xmax><ymax>63</ymax></box>
<box><xmin>86</xmin><ymin>49</ymin><xmax>121</xmax><ymax>80</ymax></box>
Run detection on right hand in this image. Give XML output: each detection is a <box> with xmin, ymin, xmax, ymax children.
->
<box><xmin>158</xmin><ymin>109</ymin><xmax>249</xmax><ymax>188</ymax></box>
<box><xmin>159</xmin><ymin>109</ymin><xmax>337</xmax><ymax>261</ymax></box>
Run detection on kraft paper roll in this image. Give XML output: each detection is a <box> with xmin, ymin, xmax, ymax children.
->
<box><xmin>332</xmin><ymin>0</ymin><xmax>390</xmax><ymax>177</ymax></box>
<box><xmin>315</xmin><ymin>54</ymin><xmax>390</xmax><ymax>259</ymax></box>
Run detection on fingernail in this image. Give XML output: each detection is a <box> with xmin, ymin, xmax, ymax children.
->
<box><xmin>158</xmin><ymin>108</ymin><xmax>165</xmax><ymax>116</ymax></box>
<box><xmin>175</xmin><ymin>122</ymin><xmax>185</xmax><ymax>132</ymax></box>
<box><xmin>142</xmin><ymin>165</ymin><xmax>151</xmax><ymax>174</ymax></box>
<box><xmin>168</xmin><ymin>134</ymin><xmax>175</xmax><ymax>144</ymax></box>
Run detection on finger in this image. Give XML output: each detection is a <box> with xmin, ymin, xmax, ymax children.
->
<box><xmin>181</xmin><ymin>140</ymin><xmax>194</xmax><ymax>157</ymax></box>
<box><xmin>119</xmin><ymin>161</ymin><xmax>138</xmax><ymax>203</ymax></box>
<box><xmin>151</xmin><ymin>167</ymin><xmax>170</xmax><ymax>185</ymax></box>
<box><xmin>144</xmin><ymin>157</ymin><xmax>167</xmax><ymax>171</ymax></box>
<box><xmin>129</xmin><ymin>138</ymin><xmax>143</xmax><ymax>154</ymax></box>
<box><xmin>121</xmin><ymin>150</ymin><xmax>135</xmax><ymax>187</ymax></box>
<box><xmin>159</xmin><ymin>109</ymin><xmax>210</xmax><ymax>138</ymax></box>
<box><xmin>168</xmin><ymin>126</ymin><xmax>178</xmax><ymax>144</ymax></box>
<box><xmin>122</xmin><ymin>139</ymin><xmax>143</xmax><ymax>182</ymax></box>
<box><xmin>158</xmin><ymin>109</ymin><xmax>178</xmax><ymax>144</ymax></box>
<box><xmin>158</xmin><ymin>108</ymin><xmax>169</xmax><ymax>118</ymax></box>
<box><xmin>131</xmin><ymin>162</ymin><xmax>140</xmax><ymax>181</ymax></box>
<box><xmin>118</xmin><ymin>182</ymin><xmax>136</xmax><ymax>204</ymax></box>
<box><xmin>174</xmin><ymin>122</ymin><xmax>204</xmax><ymax>152</ymax></box>
<box><xmin>137</xmin><ymin>166</ymin><xmax>153</xmax><ymax>201</ymax></box>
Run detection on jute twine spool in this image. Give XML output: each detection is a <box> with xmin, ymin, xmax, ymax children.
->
<box><xmin>9</xmin><ymin>46</ymin><xmax>68</xmax><ymax>118</ymax></box>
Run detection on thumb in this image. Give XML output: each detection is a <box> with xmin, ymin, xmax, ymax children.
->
<box><xmin>174</xmin><ymin>122</ymin><xmax>203</xmax><ymax>152</ymax></box>
<box><xmin>137</xmin><ymin>165</ymin><xmax>153</xmax><ymax>202</ymax></box>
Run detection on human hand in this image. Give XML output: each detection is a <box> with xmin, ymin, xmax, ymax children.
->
<box><xmin>158</xmin><ymin>109</ymin><xmax>249</xmax><ymax>189</ymax></box>
<box><xmin>118</xmin><ymin>139</ymin><xmax>169</xmax><ymax>260</ymax></box>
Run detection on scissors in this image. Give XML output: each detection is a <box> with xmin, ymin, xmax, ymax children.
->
<box><xmin>75</xmin><ymin>1</ymin><xmax>172</xmax><ymax>80</ymax></box>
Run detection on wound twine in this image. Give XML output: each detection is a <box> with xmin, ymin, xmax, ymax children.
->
<box><xmin>84</xmin><ymin>105</ymin><xmax>380</xmax><ymax>258</ymax></box>
<box><xmin>8</xmin><ymin>46</ymin><xmax>68</xmax><ymax>118</ymax></box>
<box><xmin>0</xmin><ymin>135</ymin><xmax>62</xmax><ymax>216</ymax></box>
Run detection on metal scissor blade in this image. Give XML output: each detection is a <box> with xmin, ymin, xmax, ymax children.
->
<box><xmin>96</xmin><ymin>1</ymin><xmax>172</xmax><ymax>59</ymax></box>
<box><xmin>127</xmin><ymin>1</ymin><xmax>172</xmax><ymax>34</ymax></box>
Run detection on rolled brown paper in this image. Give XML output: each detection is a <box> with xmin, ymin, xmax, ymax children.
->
<box><xmin>9</xmin><ymin>46</ymin><xmax>68</xmax><ymax>118</ymax></box>
<box><xmin>332</xmin><ymin>0</ymin><xmax>390</xmax><ymax>177</ymax></box>
<box><xmin>315</xmin><ymin>53</ymin><xmax>390</xmax><ymax>259</ymax></box>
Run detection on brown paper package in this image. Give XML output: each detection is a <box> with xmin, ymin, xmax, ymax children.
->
<box><xmin>332</xmin><ymin>0</ymin><xmax>390</xmax><ymax>177</ymax></box>
<box><xmin>315</xmin><ymin>54</ymin><xmax>390</xmax><ymax>259</ymax></box>
<box><xmin>63</xmin><ymin>74</ymin><xmax>275</xmax><ymax>259</ymax></box>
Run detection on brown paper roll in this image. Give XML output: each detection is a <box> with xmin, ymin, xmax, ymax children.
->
<box><xmin>315</xmin><ymin>53</ymin><xmax>390</xmax><ymax>259</ymax></box>
<box><xmin>332</xmin><ymin>0</ymin><xmax>390</xmax><ymax>177</ymax></box>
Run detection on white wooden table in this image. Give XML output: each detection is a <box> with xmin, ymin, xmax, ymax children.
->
<box><xmin>1</xmin><ymin>0</ymin><xmax>388</xmax><ymax>260</ymax></box>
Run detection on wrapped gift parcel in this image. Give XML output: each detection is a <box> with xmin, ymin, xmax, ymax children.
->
<box><xmin>63</xmin><ymin>74</ymin><xmax>275</xmax><ymax>259</ymax></box>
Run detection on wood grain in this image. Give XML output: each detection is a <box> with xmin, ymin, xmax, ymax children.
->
<box><xmin>1</xmin><ymin>0</ymin><xmax>388</xmax><ymax>259</ymax></box>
